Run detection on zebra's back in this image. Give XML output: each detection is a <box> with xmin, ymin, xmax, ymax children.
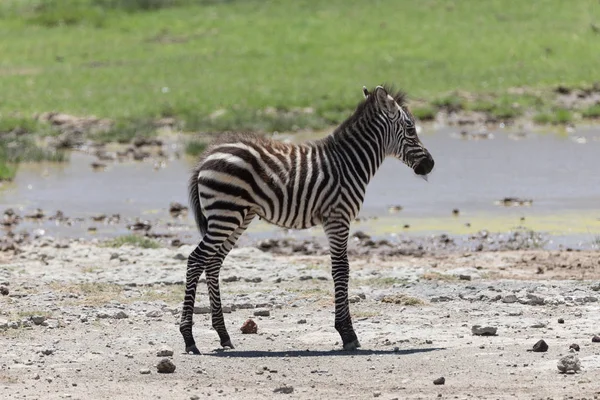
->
<box><xmin>194</xmin><ymin>133</ymin><xmax>340</xmax><ymax>230</ymax></box>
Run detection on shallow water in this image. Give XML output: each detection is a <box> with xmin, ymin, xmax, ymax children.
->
<box><xmin>2</xmin><ymin>126</ymin><xmax>600</xmax><ymax>248</ymax></box>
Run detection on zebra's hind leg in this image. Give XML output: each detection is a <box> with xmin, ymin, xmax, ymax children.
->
<box><xmin>324</xmin><ymin>219</ymin><xmax>360</xmax><ymax>350</ymax></box>
<box><xmin>205</xmin><ymin>211</ymin><xmax>256</xmax><ymax>349</ymax></box>
<box><xmin>180</xmin><ymin>211</ymin><xmax>252</xmax><ymax>354</ymax></box>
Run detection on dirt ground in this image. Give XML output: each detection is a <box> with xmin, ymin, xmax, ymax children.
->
<box><xmin>1</xmin><ymin>240</ymin><xmax>599</xmax><ymax>400</ymax></box>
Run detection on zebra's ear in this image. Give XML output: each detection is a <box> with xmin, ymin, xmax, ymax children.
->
<box><xmin>374</xmin><ymin>86</ymin><xmax>396</xmax><ymax>114</ymax></box>
<box><xmin>362</xmin><ymin>86</ymin><xmax>370</xmax><ymax>98</ymax></box>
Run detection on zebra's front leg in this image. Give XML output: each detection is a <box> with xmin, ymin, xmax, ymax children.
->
<box><xmin>325</xmin><ymin>219</ymin><xmax>360</xmax><ymax>350</ymax></box>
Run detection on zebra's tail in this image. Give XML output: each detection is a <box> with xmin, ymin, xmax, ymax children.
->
<box><xmin>188</xmin><ymin>164</ymin><xmax>207</xmax><ymax>237</ymax></box>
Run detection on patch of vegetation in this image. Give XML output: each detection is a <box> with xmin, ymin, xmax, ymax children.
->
<box><xmin>582</xmin><ymin>103</ymin><xmax>600</xmax><ymax>119</ymax></box>
<box><xmin>0</xmin><ymin>162</ymin><xmax>17</xmax><ymax>181</ymax></box>
<box><xmin>361</xmin><ymin>277</ymin><xmax>409</xmax><ymax>288</ymax></box>
<box><xmin>421</xmin><ymin>272</ymin><xmax>457</xmax><ymax>282</ymax></box>
<box><xmin>0</xmin><ymin>0</ymin><xmax>598</xmax><ymax>133</ymax></box>
<box><xmin>411</xmin><ymin>106</ymin><xmax>436</xmax><ymax>121</ymax></box>
<box><xmin>432</xmin><ymin>94</ymin><xmax>465</xmax><ymax>113</ymax></box>
<box><xmin>184</xmin><ymin>140</ymin><xmax>207</xmax><ymax>156</ymax></box>
<box><xmin>137</xmin><ymin>284</ymin><xmax>184</xmax><ymax>303</ymax></box>
<box><xmin>50</xmin><ymin>282</ymin><xmax>124</xmax><ymax>306</ymax></box>
<box><xmin>533</xmin><ymin>108</ymin><xmax>573</xmax><ymax>125</ymax></box>
<box><xmin>92</xmin><ymin>118</ymin><xmax>157</xmax><ymax>143</ymax></box>
<box><xmin>102</xmin><ymin>234</ymin><xmax>160</xmax><ymax>249</ymax></box>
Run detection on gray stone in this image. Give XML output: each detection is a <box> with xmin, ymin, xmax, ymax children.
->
<box><xmin>156</xmin><ymin>346</ymin><xmax>174</xmax><ymax>357</ymax></box>
<box><xmin>254</xmin><ymin>309</ymin><xmax>271</xmax><ymax>317</ymax></box>
<box><xmin>273</xmin><ymin>385</ymin><xmax>294</xmax><ymax>394</ymax></box>
<box><xmin>146</xmin><ymin>310</ymin><xmax>162</xmax><ymax>318</ymax></box>
<box><xmin>139</xmin><ymin>368</ymin><xmax>151</xmax><ymax>375</ymax></box>
<box><xmin>173</xmin><ymin>253</ymin><xmax>186</xmax><ymax>261</ymax></box>
<box><xmin>113</xmin><ymin>310</ymin><xmax>128</xmax><ymax>319</ymax></box>
<box><xmin>348</xmin><ymin>295</ymin><xmax>361</xmax><ymax>303</ymax></box>
<box><xmin>530</xmin><ymin>321</ymin><xmax>547</xmax><ymax>328</ymax></box>
<box><xmin>471</xmin><ymin>325</ymin><xmax>497</xmax><ymax>336</ymax></box>
<box><xmin>297</xmin><ymin>319</ymin><xmax>307</xmax><ymax>324</ymax></box>
<box><xmin>156</xmin><ymin>358</ymin><xmax>176</xmax><ymax>373</ymax></box>
<box><xmin>97</xmin><ymin>311</ymin><xmax>110</xmax><ymax>319</ymax></box>
<box><xmin>557</xmin><ymin>354</ymin><xmax>581</xmax><ymax>373</ymax></box>
<box><xmin>502</xmin><ymin>294</ymin><xmax>518</xmax><ymax>303</ymax></box>
<box><xmin>222</xmin><ymin>306</ymin><xmax>232</xmax><ymax>314</ymax></box>
<box><xmin>193</xmin><ymin>306</ymin><xmax>211</xmax><ymax>314</ymax></box>
<box><xmin>526</xmin><ymin>293</ymin><xmax>545</xmax><ymax>305</ymax></box>
<box><xmin>110</xmin><ymin>253</ymin><xmax>119</xmax><ymax>260</ymax></box>
<box><xmin>31</xmin><ymin>315</ymin><xmax>47</xmax><ymax>325</ymax></box>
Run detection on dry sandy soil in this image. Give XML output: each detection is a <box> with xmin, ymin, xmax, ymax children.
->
<box><xmin>1</xmin><ymin>240</ymin><xmax>600</xmax><ymax>400</ymax></box>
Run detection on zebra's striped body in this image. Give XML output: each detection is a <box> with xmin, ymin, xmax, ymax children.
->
<box><xmin>181</xmin><ymin>85</ymin><xmax>434</xmax><ymax>354</ymax></box>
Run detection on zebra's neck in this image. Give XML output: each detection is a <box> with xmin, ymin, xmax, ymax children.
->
<box><xmin>326</xmin><ymin>113</ymin><xmax>389</xmax><ymax>185</ymax></box>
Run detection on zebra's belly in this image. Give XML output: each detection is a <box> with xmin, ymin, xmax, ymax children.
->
<box><xmin>259</xmin><ymin>212</ymin><xmax>322</xmax><ymax>230</ymax></box>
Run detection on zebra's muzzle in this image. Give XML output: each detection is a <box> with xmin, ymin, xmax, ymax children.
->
<box><xmin>413</xmin><ymin>156</ymin><xmax>434</xmax><ymax>176</ymax></box>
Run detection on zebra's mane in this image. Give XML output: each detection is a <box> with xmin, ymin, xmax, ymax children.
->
<box><xmin>332</xmin><ymin>84</ymin><xmax>408</xmax><ymax>136</ymax></box>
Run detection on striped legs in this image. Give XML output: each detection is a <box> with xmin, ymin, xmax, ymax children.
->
<box><xmin>179</xmin><ymin>211</ymin><xmax>255</xmax><ymax>354</ymax></box>
<box><xmin>324</xmin><ymin>219</ymin><xmax>360</xmax><ymax>350</ymax></box>
<box><xmin>205</xmin><ymin>211</ymin><xmax>255</xmax><ymax>349</ymax></box>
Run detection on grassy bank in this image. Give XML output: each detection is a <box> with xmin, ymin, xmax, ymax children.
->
<box><xmin>0</xmin><ymin>0</ymin><xmax>599</xmax><ymax>134</ymax></box>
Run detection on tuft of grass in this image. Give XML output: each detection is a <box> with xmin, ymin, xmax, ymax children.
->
<box><xmin>49</xmin><ymin>282</ymin><xmax>124</xmax><ymax>306</ymax></box>
<box><xmin>102</xmin><ymin>234</ymin><xmax>160</xmax><ymax>249</ymax></box>
<box><xmin>361</xmin><ymin>277</ymin><xmax>409</xmax><ymax>288</ymax></box>
<box><xmin>92</xmin><ymin>118</ymin><xmax>156</xmax><ymax>143</ymax></box>
<box><xmin>411</xmin><ymin>106</ymin><xmax>436</xmax><ymax>121</ymax></box>
<box><xmin>582</xmin><ymin>103</ymin><xmax>600</xmax><ymax>119</ymax></box>
<box><xmin>137</xmin><ymin>284</ymin><xmax>184</xmax><ymax>303</ymax></box>
<box><xmin>0</xmin><ymin>162</ymin><xmax>17</xmax><ymax>181</ymax></box>
<box><xmin>534</xmin><ymin>108</ymin><xmax>573</xmax><ymax>125</ymax></box>
<box><xmin>24</xmin><ymin>0</ymin><xmax>109</xmax><ymax>28</ymax></box>
<box><xmin>184</xmin><ymin>140</ymin><xmax>207</xmax><ymax>156</ymax></box>
<box><xmin>0</xmin><ymin>116</ymin><xmax>45</xmax><ymax>135</ymax></box>
<box><xmin>432</xmin><ymin>94</ymin><xmax>465</xmax><ymax>113</ymax></box>
<box><xmin>421</xmin><ymin>272</ymin><xmax>457</xmax><ymax>282</ymax></box>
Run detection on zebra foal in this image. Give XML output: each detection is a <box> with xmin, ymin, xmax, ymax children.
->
<box><xmin>181</xmin><ymin>85</ymin><xmax>434</xmax><ymax>354</ymax></box>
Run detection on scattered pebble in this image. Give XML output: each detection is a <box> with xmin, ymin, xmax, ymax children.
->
<box><xmin>241</xmin><ymin>319</ymin><xmax>258</xmax><ymax>334</ymax></box>
<box><xmin>31</xmin><ymin>315</ymin><xmax>47</xmax><ymax>325</ymax></box>
<box><xmin>139</xmin><ymin>368</ymin><xmax>151</xmax><ymax>375</ymax></box>
<box><xmin>557</xmin><ymin>318</ymin><xmax>565</xmax><ymax>324</ymax></box>
<box><xmin>156</xmin><ymin>346</ymin><xmax>174</xmax><ymax>357</ymax></box>
<box><xmin>592</xmin><ymin>335</ymin><xmax>600</xmax><ymax>343</ymax></box>
<box><xmin>532</xmin><ymin>340</ymin><xmax>548</xmax><ymax>353</ymax></box>
<box><xmin>113</xmin><ymin>310</ymin><xmax>128</xmax><ymax>319</ymax></box>
<box><xmin>569</xmin><ymin>343</ymin><xmax>580</xmax><ymax>352</ymax></box>
<box><xmin>156</xmin><ymin>358</ymin><xmax>176</xmax><ymax>374</ymax></box>
<box><xmin>557</xmin><ymin>354</ymin><xmax>581</xmax><ymax>373</ymax></box>
<box><xmin>273</xmin><ymin>385</ymin><xmax>294</xmax><ymax>394</ymax></box>
<box><xmin>254</xmin><ymin>309</ymin><xmax>270</xmax><ymax>317</ymax></box>
<box><xmin>297</xmin><ymin>319</ymin><xmax>307</xmax><ymax>324</ymax></box>
<box><xmin>373</xmin><ymin>391</ymin><xmax>382</xmax><ymax>397</ymax></box>
<box><xmin>0</xmin><ymin>285</ymin><xmax>9</xmax><ymax>296</ymax></box>
<box><xmin>433</xmin><ymin>377</ymin><xmax>445</xmax><ymax>385</ymax></box>
<box><xmin>471</xmin><ymin>325</ymin><xmax>497</xmax><ymax>336</ymax></box>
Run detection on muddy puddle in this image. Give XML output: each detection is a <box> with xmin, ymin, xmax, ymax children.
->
<box><xmin>1</xmin><ymin>126</ymin><xmax>600</xmax><ymax>249</ymax></box>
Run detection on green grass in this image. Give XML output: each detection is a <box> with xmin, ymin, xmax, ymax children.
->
<box><xmin>582</xmin><ymin>104</ymin><xmax>600</xmax><ymax>119</ymax></box>
<box><xmin>412</xmin><ymin>106</ymin><xmax>436</xmax><ymax>121</ymax></box>
<box><xmin>533</xmin><ymin>108</ymin><xmax>573</xmax><ymax>125</ymax></box>
<box><xmin>0</xmin><ymin>162</ymin><xmax>17</xmax><ymax>181</ymax></box>
<box><xmin>102</xmin><ymin>234</ymin><xmax>160</xmax><ymax>248</ymax></box>
<box><xmin>184</xmin><ymin>140</ymin><xmax>207</xmax><ymax>156</ymax></box>
<box><xmin>0</xmin><ymin>0</ymin><xmax>599</xmax><ymax>132</ymax></box>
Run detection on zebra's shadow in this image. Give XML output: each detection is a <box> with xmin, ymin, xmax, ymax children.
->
<box><xmin>203</xmin><ymin>347</ymin><xmax>442</xmax><ymax>358</ymax></box>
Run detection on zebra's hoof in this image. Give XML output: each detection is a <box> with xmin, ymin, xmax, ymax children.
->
<box><xmin>342</xmin><ymin>339</ymin><xmax>361</xmax><ymax>350</ymax></box>
<box><xmin>186</xmin><ymin>344</ymin><xmax>201</xmax><ymax>355</ymax></box>
<box><xmin>221</xmin><ymin>340</ymin><xmax>235</xmax><ymax>349</ymax></box>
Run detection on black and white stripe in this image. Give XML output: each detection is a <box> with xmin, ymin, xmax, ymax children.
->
<box><xmin>180</xmin><ymin>85</ymin><xmax>435</xmax><ymax>354</ymax></box>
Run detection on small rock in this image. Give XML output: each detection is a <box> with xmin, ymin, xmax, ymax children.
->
<box><xmin>254</xmin><ymin>309</ymin><xmax>270</xmax><ymax>317</ymax></box>
<box><xmin>557</xmin><ymin>354</ymin><xmax>581</xmax><ymax>373</ymax></box>
<box><xmin>433</xmin><ymin>377</ymin><xmax>445</xmax><ymax>385</ymax></box>
<box><xmin>502</xmin><ymin>294</ymin><xmax>518</xmax><ymax>303</ymax></box>
<box><xmin>0</xmin><ymin>285</ymin><xmax>9</xmax><ymax>296</ymax></box>
<box><xmin>156</xmin><ymin>346</ymin><xmax>174</xmax><ymax>357</ymax></box>
<box><xmin>31</xmin><ymin>315</ymin><xmax>47</xmax><ymax>325</ymax></box>
<box><xmin>241</xmin><ymin>319</ymin><xmax>258</xmax><ymax>334</ymax></box>
<box><xmin>113</xmin><ymin>310</ymin><xmax>128</xmax><ymax>319</ymax></box>
<box><xmin>273</xmin><ymin>385</ymin><xmax>294</xmax><ymax>394</ymax></box>
<box><xmin>592</xmin><ymin>335</ymin><xmax>600</xmax><ymax>343</ymax></box>
<box><xmin>458</xmin><ymin>274</ymin><xmax>471</xmax><ymax>281</ymax></box>
<box><xmin>193</xmin><ymin>306</ymin><xmax>211</xmax><ymax>314</ymax></box>
<box><xmin>557</xmin><ymin>318</ymin><xmax>565</xmax><ymax>324</ymax></box>
<box><xmin>190</xmin><ymin>396</ymin><xmax>200</xmax><ymax>400</ymax></box>
<box><xmin>569</xmin><ymin>343</ymin><xmax>580</xmax><ymax>352</ymax></box>
<box><xmin>530</xmin><ymin>321</ymin><xmax>547</xmax><ymax>329</ymax></box>
<box><xmin>297</xmin><ymin>319</ymin><xmax>307</xmax><ymax>324</ymax></box>
<box><xmin>146</xmin><ymin>310</ymin><xmax>162</xmax><ymax>318</ymax></box>
<box><xmin>348</xmin><ymin>295</ymin><xmax>361</xmax><ymax>303</ymax></box>
<box><xmin>532</xmin><ymin>340</ymin><xmax>548</xmax><ymax>352</ymax></box>
<box><xmin>41</xmin><ymin>348</ymin><xmax>54</xmax><ymax>356</ymax></box>
<box><xmin>109</xmin><ymin>253</ymin><xmax>119</xmax><ymax>261</ymax></box>
<box><xmin>471</xmin><ymin>325</ymin><xmax>497</xmax><ymax>336</ymax></box>
<box><xmin>373</xmin><ymin>391</ymin><xmax>382</xmax><ymax>397</ymax></box>
<box><xmin>173</xmin><ymin>253</ymin><xmax>186</xmax><ymax>261</ymax></box>
<box><xmin>139</xmin><ymin>368</ymin><xmax>151</xmax><ymax>375</ymax></box>
<box><xmin>156</xmin><ymin>358</ymin><xmax>176</xmax><ymax>373</ymax></box>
